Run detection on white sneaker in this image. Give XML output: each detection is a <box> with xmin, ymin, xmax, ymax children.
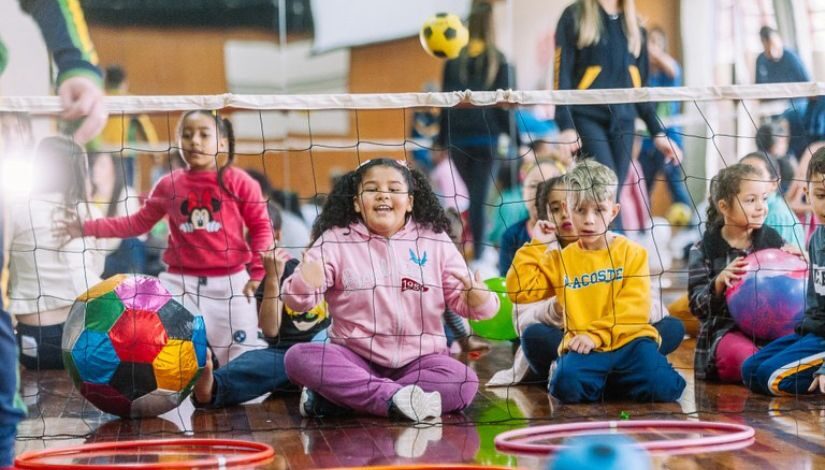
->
<box><xmin>299</xmin><ymin>387</ymin><xmax>311</xmax><ymax>418</ymax></box>
<box><xmin>394</xmin><ymin>422</ymin><xmax>443</xmax><ymax>458</ymax></box>
<box><xmin>391</xmin><ymin>385</ymin><xmax>441</xmax><ymax>422</ymax></box>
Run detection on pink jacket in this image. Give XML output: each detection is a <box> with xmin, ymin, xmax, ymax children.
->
<box><xmin>282</xmin><ymin>219</ymin><xmax>499</xmax><ymax>368</ymax></box>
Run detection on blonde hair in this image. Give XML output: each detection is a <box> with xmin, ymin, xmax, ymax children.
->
<box><xmin>576</xmin><ymin>0</ymin><xmax>641</xmax><ymax>58</ymax></box>
<box><xmin>565</xmin><ymin>159</ymin><xmax>618</xmax><ymax>208</ymax></box>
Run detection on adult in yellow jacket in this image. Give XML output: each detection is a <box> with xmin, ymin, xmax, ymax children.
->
<box><xmin>506</xmin><ymin>160</ymin><xmax>685</xmax><ymax>403</ymax></box>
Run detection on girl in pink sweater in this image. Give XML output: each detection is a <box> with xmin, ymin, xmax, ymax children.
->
<box><xmin>59</xmin><ymin>111</ymin><xmax>272</xmax><ymax>366</ymax></box>
<box><xmin>282</xmin><ymin>158</ymin><xmax>498</xmax><ymax>421</ymax></box>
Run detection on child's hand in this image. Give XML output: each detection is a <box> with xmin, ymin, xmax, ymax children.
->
<box><xmin>568</xmin><ymin>334</ymin><xmax>596</xmax><ymax>354</ymax></box>
<box><xmin>53</xmin><ymin>215</ymin><xmax>83</xmax><ymax>241</ymax></box>
<box><xmin>533</xmin><ymin>219</ymin><xmax>558</xmax><ymax>246</ymax></box>
<box><xmin>781</xmin><ymin>244</ymin><xmax>807</xmax><ymax>260</ymax></box>
<box><xmin>261</xmin><ymin>247</ymin><xmax>291</xmax><ymax>281</ymax></box>
<box><xmin>299</xmin><ymin>252</ymin><xmax>325</xmax><ymax>289</ymax></box>
<box><xmin>714</xmin><ymin>256</ymin><xmax>749</xmax><ymax>295</ymax></box>
<box><xmin>243</xmin><ymin>280</ymin><xmax>260</xmax><ymax>303</ymax></box>
<box><xmin>449</xmin><ymin>269</ymin><xmax>490</xmax><ymax>309</ymax></box>
<box><xmin>808</xmin><ymin>374</ymin><xmax>825</xmax><ymax>394</ymax></box>
<box><xmin>653</xmin><ymin>134</ymin><xmax>683</xmax><ymax>164</ymax></box>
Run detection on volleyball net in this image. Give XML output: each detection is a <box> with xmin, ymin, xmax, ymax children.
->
<box><xmin>2</xmin><ymin>82</ymin><xmax>824</xmax><ymax>447</ymax></box>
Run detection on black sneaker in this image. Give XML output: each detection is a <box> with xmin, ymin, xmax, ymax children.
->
<box><xmin>299</xmin><ymin>388</ymin><xmax>351</xmax><ymax>418</ymax></box>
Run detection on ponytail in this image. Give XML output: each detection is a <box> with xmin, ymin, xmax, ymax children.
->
<box><xmin>216</xmin><ymin>116</ymin><xmax>237</xmax><ymax>199</ymax></box>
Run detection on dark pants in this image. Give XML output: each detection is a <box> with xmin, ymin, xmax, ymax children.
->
<box><xmin>450</xmin><ymin>145</ymin><xmax>496</xmax><ymax>260</ymax></box>
<box><xmin>638</xmin><ymin>142</ymin><xmax>692</xmax><ymax>206</ymax></box>
<box><xmin>16</xmin><ymin>323</ymin><xmax>64</xmax><ymax>370</ymax></box>
<box><xmin>574</xmin><ymin>114</ymin><xmax>636</xmax><ymax>232</ymax></box>
<box><xmin>521</xmin><ymin>316</ymin><xmax>685</xmax><ymax>380</ymax></box>
<box><xmin>102</xmin><ymin>238</ymin><xmax>147</xmax><ymax>278</ymax></box>
<box><xmin>742</xmin><ymin>333</ymin><xmax>825</xmax><ymax>396</ymax></box>
<box><xmin>550</xmin><ymin>338</ymin><xmax>686</xmax><ymax>403</ymax></box>
<box><xmin>195</xmin><ymin>346</ymin><xmax>292</xmax><ymax>408</ymax></box>
<box><xmin>0</xmin><ymin>198</ymin><xmax>26</xmax><ymax>467</ymax></box>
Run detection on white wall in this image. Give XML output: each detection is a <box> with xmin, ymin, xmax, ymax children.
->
<box><xmin>0</xmin><ymin>2</ymin><xmax>50</xmax><ymax>96</ymax></box>
<box><xmin>0</xmin><ymin>2</ymin><xmax>53</xmax><ymax>147</ymax></box>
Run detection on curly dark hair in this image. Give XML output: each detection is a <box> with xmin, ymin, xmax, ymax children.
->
<box><xmin>310</xmin><ymin>158</ymin><xmax>451</xmax><ymax>243</ymax></box>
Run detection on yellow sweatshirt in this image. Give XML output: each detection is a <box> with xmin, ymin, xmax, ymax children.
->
<box><xmin>506</xmin><ymin>235</ymin><xmax>658</xmax><ymax>352</ymax></box>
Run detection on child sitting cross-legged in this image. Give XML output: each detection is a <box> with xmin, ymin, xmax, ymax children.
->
<box><xmin>281</xmin><ymin>159</ymin><xmax>499</xmax><ymax>421</ymax></box>
<box><xmin>506</xmin><ymin>160</ymin><xmax>686</xmax><ymax>403</ymax></box>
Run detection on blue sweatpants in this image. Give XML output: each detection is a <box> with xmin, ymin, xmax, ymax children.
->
<box><xmin>521</xmin><ymin>316</ymin><xmax>685</xmax><ymax>380</ymax></box>
<box><xmin>742</xmin><ymin>333</ymin><xmax>825</xmax><ymax>396</ymax></box>
<box><xmin>194</xmin><ymin>346</ymin><xmax>292</xmax><ymax>408</ymax></box>
<box><xmin>549</xmin><ymin>338</ymin><xmax>686</xmax><ymax>403</ymax></box>
<box><xmin>0</xmin><ymin>196</ymin><xmax>26</xmax><ymax>466</ymax></box>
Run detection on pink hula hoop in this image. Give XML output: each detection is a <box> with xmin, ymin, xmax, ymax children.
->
<box><xmin>494</xmin><ymin>420</ymin><xmax>755</xmax><ymax>456</ymax></box>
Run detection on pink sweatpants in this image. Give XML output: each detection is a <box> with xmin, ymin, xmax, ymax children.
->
<box><xmin>715</xmin><ymin>331</ymin><xmax>759</xmax><ymax>383</ymax></box>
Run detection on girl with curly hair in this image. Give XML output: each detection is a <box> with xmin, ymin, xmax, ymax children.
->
<box><xmin>282</xmin><ymin>158</ymin><xmax>499</xmax><ymax>421</ymax></box>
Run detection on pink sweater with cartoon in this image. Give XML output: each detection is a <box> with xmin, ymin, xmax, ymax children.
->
<box><xmin>83</xmin><ymin>167</ymin><xmax>272</xmax><ymax>280</ymax></box>
<box><xmin>282</xmin><ymin>219</ymin><xmax>499</xmax><ymax>368</ymax></box>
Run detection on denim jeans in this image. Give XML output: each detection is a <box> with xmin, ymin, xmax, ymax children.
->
<box><xmin>200</xmin><ymin>346</ymin><xmax>291</xmax><ymax>408</ymax></box>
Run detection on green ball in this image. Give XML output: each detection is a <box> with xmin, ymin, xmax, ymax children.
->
<box><xmin>468</xmin><ymin>277</ymin><xmax>517</xmax><ymax>341</ymax></box>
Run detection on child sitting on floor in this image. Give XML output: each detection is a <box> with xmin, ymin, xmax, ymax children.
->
<box><xmin>281</xmin><ymin>159</ymin><xmax>498</xmax><ymax>421</ymax></box>
<box><xmin>507</xmin><ymin>160</ymin><xmax>685</xmax><ymax>403</ymax></box>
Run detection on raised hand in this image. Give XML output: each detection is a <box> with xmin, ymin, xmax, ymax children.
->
<box><xmin>533</xmin><ymin>219</ymin><xmax>558</xmax><ymax>246</ymax></box>
<box><xmin>261</xmin><ymin>247</ymin><xmax>292</xmax><ymax>281</ymax></box>
<box><xmin>449</xmin><ymin>269</ymin><xmax>490</xmax><ymax>309</ymax></box>
<box><xmin>299</xmin><ymin>252</ymin><xmax>325</xmax><ymax>289</ymax></box>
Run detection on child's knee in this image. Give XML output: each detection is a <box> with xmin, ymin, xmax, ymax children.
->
<box><xmin>650</xmin><ymin>371</ymin><xmax>686</xmax><ymax>402</ymax></box>
<box><xmin>741</xmin><ymin>355</ymin><xmax>761</xmax><ymax>388</ymax></box>
<box><xmin>453</xmin><ymin>379</ymin><xmax>479</xmax><ymax>412</ymax></box>
<box><xmin>549</xmin><ymin>367</ymin><xmax>585</xmax><ymax>403</ymax></box>
<box><xmin>284</xmin><ymin>343</ymin><xmax>319</xmax><ymax>384</ymax></box>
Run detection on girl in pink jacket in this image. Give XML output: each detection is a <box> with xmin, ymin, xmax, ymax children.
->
<box><xmin>282</xmin><ymin>158</ymin><xmax>499</xmax><ymax>421</ymax></box>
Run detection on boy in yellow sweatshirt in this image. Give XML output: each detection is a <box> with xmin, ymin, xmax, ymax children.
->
<box><xmin>506</xmin><ymin>160</ymin><xmax>685</xmax><ymax>403</ymax></box>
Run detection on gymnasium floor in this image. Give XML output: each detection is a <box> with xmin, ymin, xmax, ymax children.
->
<box><xmin>14</xmin><ymin>267</ymin><xmax>825</xmax><ymax>469</ymax></box>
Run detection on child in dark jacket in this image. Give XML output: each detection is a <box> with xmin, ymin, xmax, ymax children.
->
<box><xmin>743</xmin><ymin>147</ymin><xmax>825</xmax><ymax>395</ymax></box>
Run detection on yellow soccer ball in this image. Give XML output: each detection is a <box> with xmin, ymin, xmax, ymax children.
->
<box><xmin>419</xmin><ymin>13</ymin><xmax>469</xmax><ymax>59</ymax></box>
<box><xmin>666</xmin><ymin>202</ymin><xmax>693</xmax><ymax>227</ymax></box>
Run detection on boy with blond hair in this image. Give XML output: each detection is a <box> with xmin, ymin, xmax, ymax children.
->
<box><xmin>506</xmin><ymin>160</ymin><xmax>685</xmax><ymax>403</ymax></box>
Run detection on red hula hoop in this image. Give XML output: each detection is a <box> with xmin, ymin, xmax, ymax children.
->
<box><xmin>15</xmin><ymin>438</ymin><xmax>275</xmax><ymax>469</ymax></box>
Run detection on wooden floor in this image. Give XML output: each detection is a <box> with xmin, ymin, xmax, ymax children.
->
<box><xmin>14</xmin><ymin>334</ymin><xmax>825</xmax><ymax>469</ymax></box>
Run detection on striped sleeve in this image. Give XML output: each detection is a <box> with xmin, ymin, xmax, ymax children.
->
<box><xmin>20</xmin><ymin>0</ymin><xmax>102</xmax><ymax>85</ymax></box>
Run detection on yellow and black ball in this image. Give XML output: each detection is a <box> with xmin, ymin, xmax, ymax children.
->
<box><xmin>419</xmin><ymin>13</ymin><xmax>469</xmax><ymax>59</ymax></box>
